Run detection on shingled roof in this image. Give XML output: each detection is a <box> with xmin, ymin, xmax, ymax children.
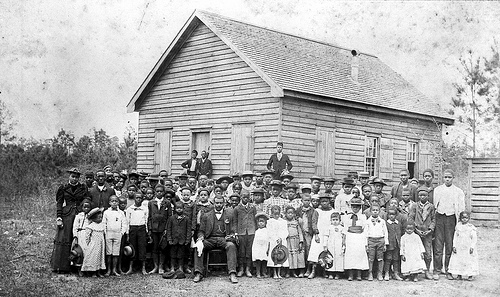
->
<box><xmin>128</xmin><ymin>10</ymin><xmax>453</xmax><ymax>123</ymax></box>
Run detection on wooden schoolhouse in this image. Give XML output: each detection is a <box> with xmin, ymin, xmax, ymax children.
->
<box><xmin>127</xmin><ymin>10</ymin><xmax>454</xmax><ymax>183</ymax></box>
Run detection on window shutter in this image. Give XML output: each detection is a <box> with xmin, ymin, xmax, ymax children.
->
<box><xmin>418</xmin><ymin>140</ymin><xmax>434</xmax><ymax>177</ymax></box>
<box><xmin>379</xmin><ymin>138</ymin><xmax>394</xmax><ymax>180</ymax></box>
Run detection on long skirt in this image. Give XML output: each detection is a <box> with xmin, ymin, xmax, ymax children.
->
<box><xmin>50</xmin><ymin>206</ymin><xmax>77</xmax><ymax>272</ymax></box>
<box><xmin>343</xmin><ymin>232</ymin><xmax>368</xmax><ymax>270</ymax></box>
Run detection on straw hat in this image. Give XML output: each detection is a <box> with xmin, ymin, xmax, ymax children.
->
<box><xmin>271</xmin><ymin>244</ymin><xmax>288</xmax><ymax>265</ymax></box>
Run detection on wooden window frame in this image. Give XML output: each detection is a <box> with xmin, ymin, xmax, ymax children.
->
<box><xmin>364</xmin><ymin>135</ymin><xmax>380</xmax><ymax>177</ymax></box>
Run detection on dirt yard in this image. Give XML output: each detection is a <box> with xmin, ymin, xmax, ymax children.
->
<box><xmin>1</xmin><ymin>218</ymin><xmax>499</xmax><ymax>297</ymax></box>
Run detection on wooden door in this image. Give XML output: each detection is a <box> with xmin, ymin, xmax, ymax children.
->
<box><xmin>192</xmin><ymin>131</ymin><xmax>211</xmax><ymax>155</ymax></box>
<box><xmin>231</xmin><ymin>123</ymin><xmax>255</xmax><ymax>173</ymax></box>
<box><xmin>154</xmin><ymin>129</ymin><xmax>172</xmax><ymax>174</ymax></box>
<box><xmin>315</xmin><ymin>128</ymin><xmax>335</xmax><ymax>176</ymax></box>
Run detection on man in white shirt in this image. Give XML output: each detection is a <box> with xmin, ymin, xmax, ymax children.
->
<box><xmin>432</xmin><ymin>169</ymin><xmax>465</xmax><ymax>279</ymax></box>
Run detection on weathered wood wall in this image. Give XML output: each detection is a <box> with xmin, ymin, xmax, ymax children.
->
<box><xmin>137</xmin><ymin>23</ymin><xmax>279</xmax><ymax>177</ymax></box>
<box><xmin>467</xmin><ymin>158</ymin><xmax>500</xmax><ymax>225</ymax></box>
<box><xmin>281</xmin><ymin>96</ymin><xmax>443</xmax><ymax>186</ymax></box>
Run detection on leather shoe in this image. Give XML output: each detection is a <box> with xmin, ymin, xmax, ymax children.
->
<box><xmin>230</xmin><ymin>273</ymin><xmax>239</xmax><ymax>283</ymax></box>
<box><xmin>193</xmin><ymin>272</ymin><xmax>202</xmax><ymax>283</ymax></box>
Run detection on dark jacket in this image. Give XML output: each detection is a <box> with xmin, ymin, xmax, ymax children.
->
<box><xmin>266</xmin><ymin>153</ymin><xmax>293</xmax><ymax>179</ymax></box>
<box><xmin>147</xmin><ymin>199</ymin><xmax>172</xmax><ymax>233</ymax></box>
<box><xmin>166</xmin><ymin>214</ymin><xmax>191</xmax><ymax>245</ymax></box>
<box><xmin>198</xmin><ymin>208</ymin><xmax>235</xmax><ymax>240</ymax></box>
<box><xmin>88</xmin><ymin>185</ymin><xmax>115</xmax><ymax>210</ymax></box>
<box><xmin>181</xmin><ymin>200</ymin><xmax>197</xmax><ymax>231</ymax></box>
<box><xmin>56</xmin><ymin>183</ymin><xmax>89</xmax><ymax>218</ymax></box>
<box><xmin>198</xmin><ymin>158</ymin><xmax>213</xmax><ymax>178</ymax></box>
<box><xmin>233</xmin><ymin>203</ymin><xmax>257</xmax><ymax>235</ymax></box>
<box><xmin>390</xmin><ymin>183</ymin><xmax>418</xmax><ymax>202</ymax></box>
<box><xmin>386</xmin><ymin>219</ymin><xmax>404</xmax><ymax>250</ymax></box>
<box><xmin>296</xmin><ymin>207</ymin><xmax>319</xmax><ymax>235</ymax></box>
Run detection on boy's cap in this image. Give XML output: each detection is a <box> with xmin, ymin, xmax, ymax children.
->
<box><xmin>232</xmin><ymin>172</ymin><xmax>241</xmax><ymax>178</ymax></box>
<box><xmin>164</xmin><ymin>188</ymin><xmax>176</xmax><ymax>196</ymax></box>
<box><xmin>177</xmin><ymin>173</ymin><xmax>189</xmax><ymax>180</ymax></box>
<box><xmin>269</xmin><ymin>180</ymin><xmax>283</xmax><ymax>187</ymax></box>
<box><xmin>342</xmin><ymin>177</ymin><xmax>355</xmax><ymax>185</ymax></box>
<box><xmin>216</xmin><ymin>176</ymin><xmax>232</xmax><ymax>184</ymax></box>
<box><xmin>255</xmin><ymin>211</ymin><xmax>270</xmax><ymax>220</ymax></box>
<box><xmin>254</xmin><ymin>172</ymin><xmax>262</xmax><ymax>177</ymax></box>
<box><xmin>280</xmin><ymin>173</ymin><xmax>294</xmax><ymax>181</ymax></box>
<box><xmin>119</xmin><ymin>173</ymin><xmax>128</xmax><ymax>180</ymax></box>
<box><xmin>284</xmin><ymin>182</ymin><xmax>299</xmax><ymax>190</ymax></box>
<box><xmin>370</xmin><ymin>177</ymin><xmax>387</xmax><ymax>186</ymax></box>
<box><xmin>261</xmin><ymin>170</ymin><xmax>275</xmax><ymax>177</ymax></box>
<box><xmin>323</xmin><ymin>177</ymin><xmax>337</xmax><ymax>183</ymax></box>
<box><xmin>147</xmin><ymin>173</ymin><xmax>161</xmax><ymax>181</ymax></box>
<box><xmin>229</xmin><ymin>193</ymin><xmax>241</xmax><ymax>199</ymax></box>
<box><xmin>318</xmin><ymin>194</ymin><xmax>331</xmax><ymax>201</ymax></box>
<box><xmin>417</xmin><ymin>187</ymin><xmax>429</xmax><ymax>193</ymax></box>
<box><xmin>301</xmin><ymin>184</ymin><xmax>312</xmax><ymax>191</ymax></box>
<box><xmin>103</xmin><ymin>165</ymin><xmax>112</xmax><ymax>171</ymax></box>
<box><xmin>251</xmin><ymin>188</ymin><xmax>265</xmax><ymax>194</ymax></box>
<box><xmin>241</xmin><ymin>170</ymin><xmax>255</xmax><ymax>178</ymax></box>
<box><xmin>349</xmin><ymin>197</ymin><xmax>363</xmax><ymax>206</ymax></box>
<box><xmin>67</xmin><ymin>167</ymin><xmax>81</xmax><ymax>176</ymax></box>
<box><xmin>139</xmin><ymin>171</ymin><xmax>149</xmax><ymax>177</ymax></box>
<box><xmin>347</xmin><ymin>171</ymin><xmax>359</xmax><ymax>178</ymax></box>
<box><xmin>310</xmin><ymin>175</ymin><xmax>324</xmax><ymax>182</ymax></box>
<box><xmin>84</xmin><ymin>171</ymin><xmax>94</xmax><ymax>178</ymax></box>
<box><xmin>358</xmin><ymin>171</ymin><xmax>370</xmax><ymax>178</ymax></box>
<box><xmin>128</xmin><ymin>170</ymin><xmax>140</xmax><ymax>178</ymax></box>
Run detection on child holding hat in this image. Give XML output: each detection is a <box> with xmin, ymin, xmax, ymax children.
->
<box><xmin>307</xmin><ymin>195</ymin><xmax>334</xmax><ymax>279</ymax></box>
<box><xmin>81</xmin><ymin>207</ymin><xmax>106</xmax><ymax>277</ymax></box>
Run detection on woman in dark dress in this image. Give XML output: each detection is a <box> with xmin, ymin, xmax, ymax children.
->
<box><xmin>51</xmin><ymin>168</ymin><xmax>89</xmax><ymax>273</ymax></box>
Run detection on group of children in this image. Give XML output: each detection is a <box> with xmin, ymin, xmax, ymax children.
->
<box><xmin>67</xmin><ymin>167</ymin><xmax>479</xmax><ymax>283</ymax></box>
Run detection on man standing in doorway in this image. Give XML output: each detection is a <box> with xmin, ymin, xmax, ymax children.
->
<box><xmin>432</xmin><ymin>169</ymin><xmax>465</xmax><ymax>280</ymax></box>
<box><xmin>266</xmin><ymin>142</ymin><xmax>293</xmax><ymax>180</ymax></box>
<box><xmin>198</xmin><ymin>150</ymin><xmax>213</xmax><ymax>178</ymax></box>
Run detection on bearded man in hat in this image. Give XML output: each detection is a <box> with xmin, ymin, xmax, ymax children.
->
<box><xmin>266</xmin><ymin>142</ymin><xmax>293</xmax><ymax>180</ymax></box>
<box><xmin>193</xmin><ymin>195</ymin><xmax>238</xmax><ymax>283</ymax></box>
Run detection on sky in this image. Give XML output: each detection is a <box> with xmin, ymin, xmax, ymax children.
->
<box><xmin>1</xmin><ymin>0</ymin><xmax>499</xmax><ymax>144</ymax></box>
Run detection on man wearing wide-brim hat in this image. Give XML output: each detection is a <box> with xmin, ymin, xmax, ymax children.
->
<box><xmin>370</xmin><ymin>177</ymin><xmax>390</xmax><ymax>208</ymax></box>
<box><xmin>262</xmin><ymin>180</ymin><xmax>288</xmax><ymax>217</ymax></box>
<box><xmin>341</xmin><ymin>197</ymin><xmax>369</xmax><ymax>280</ymax></box>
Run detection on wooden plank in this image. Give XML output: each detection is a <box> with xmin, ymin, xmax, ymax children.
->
<box><xmin>471</xmin><ymin>195</ymin><xmax>500</xmax><ymax>201</ymax></box>
<box><xmin>471</xmin><ymin>200</ymin><xmax>499</xmax><ymax>207</ymax></box>
<box><xmin>470</xmin><ymin>212</ymin><xmax>498</xmax><ymax>221</ymax></box>
<box><xmin>471</xmin><ymin>188</ymin><xmax>500</xmax><ymax>195</ymax></box>
<box><xmin>472</xmin><ymin>181</ymin><xmax>500</xmax><ymax>187</ymax></box>
<box><xmin>471</xmin><ymin>206</ymin><xmax>499</xmax><ymax>213</ymax></box>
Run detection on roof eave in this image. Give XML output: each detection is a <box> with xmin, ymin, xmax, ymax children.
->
<box><xmin>126</xmin><ymin>10</ymin><xmax>201</xmax><ymax>113</ymax></box>
<box><xmin>283</xmin><ymin>90</ymin><xmax>455</xmax><ymax>125</ymax></box>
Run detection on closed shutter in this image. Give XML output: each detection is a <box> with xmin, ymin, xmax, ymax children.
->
<box><xmin>154</xmin><ymin>129</ymin><xmax>172</xmax><ymax>174</ymax></box>
<box><xmin>379</xmin><ymin>138</ymin><xmax>394</xmax><ymax>180</ymax></box>
<box><xmin>315</xmin><ymin>128</ymin><xmax>335</xmax><ymax>176</ymax></box>
<box><xmin>231</xmin><ymin>123</ymin><xmax>255</xmax><ymax>173</ymax></box>
<box><xmin>418</xmin><ymin>140</ymin><xmax>434</xmax><ymax>177</ymax></box>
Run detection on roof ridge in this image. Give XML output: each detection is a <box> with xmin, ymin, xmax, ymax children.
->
<box><xmin>195</xmin><ymin>9</ymin><xmax>378</xmax><ymax>58</ymax></box>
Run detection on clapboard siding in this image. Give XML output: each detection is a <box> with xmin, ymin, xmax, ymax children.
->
<box><xmin>281</xmin><ymin>96</ymin><xmax>441</xmax><ymax>185</ymax></box>
<box><xmin>467</xmin><ymin>158</ymin><xmax>500</xmax><ymax>225</ymax></box>
<box><xmin>136</xmin><ymin>23</ymin><xmax>279</xmax><ymax>176</ymax></box>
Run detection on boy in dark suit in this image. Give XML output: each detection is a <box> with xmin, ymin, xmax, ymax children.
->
<box><xmin>166</xmin><ymin>202</ymin><xmax>191</xmax><ymax>273</ymax></box>
<box><xmin>147</xmin><ymin>184</ymin><xmax>172</xmax><ymax>274</ymax></box>
<box><xmin>181</xmin><ymin>150</ymin><xmax>200</xmax><ymax>178</ymax></box>
<box><xmin>233</xmin><ymin>192</ymin><xmax>257</xmax><ymax>277</ymax></box>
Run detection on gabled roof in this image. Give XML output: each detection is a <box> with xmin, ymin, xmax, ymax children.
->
<box><xmin>127</xmin><ymin>10</ymin><xmax>453</xmax><ymax>124</ymax></box>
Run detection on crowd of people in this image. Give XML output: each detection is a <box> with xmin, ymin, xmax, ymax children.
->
<box><xmin>50</xmin><ymin>143</ymin><xmax>478</xmax><ymax>285</ymax></box>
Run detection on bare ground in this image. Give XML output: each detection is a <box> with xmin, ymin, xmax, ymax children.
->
<box><xmin>1</xmin><ymin>218</ymin><xmax>499</xmax><ymax>297</ymax></box>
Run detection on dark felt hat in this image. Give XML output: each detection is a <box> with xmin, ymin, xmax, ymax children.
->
<box><xmin>139</xmin><ymin>170</ymin><xmax>149</xmax><ymax>177</ymax></box>
<box><xmin>284</xmin><ymin>182</ymin><xmax>299</xmax><ymax>190</ymax></box>
<box><xmin>147</xmin><ymin>173</ymin><xmax>161</xmax><ymax>181</ymax></box>
<box><xmin>232</xmin><ymin>172</ymin><xmax>241</xmax><ymax>178</ymax></box>
<box><xmin>280</xmin><ymin>173</ymin><xmax>294</xmax><ymax>181</ymax></box>
<box><xmin>123</xmin><ymin>243</ymin><xmax>135</xmax><ymax>258</ymax></box>
<box><xmin>251</xmin><ymin>187</ymin><xmax>265</xmax><ymax>194</ymax></box>
<box><xmin>271</xmin><ymin>244</ymin><xmax>288</xmax><ymax>265</ymax></box>
<box><xmin>84</xmin><ymin>171</ymin><xmax>94</xmax><ymax>178</ymax></box>
<box><xmin>128</xmin><ymin>169</ymin><xmax>140</xmax><ymax>178</ymax></box>
<box><xmin>261</xmin><ymin>170</ymin><xmax>275</xmax><ymax>177</ymax></box>
<box><xmin>371</xmin><ymin>177</ymin><xmax>387</xmax><ymax>186</ymax></box>
<box><xmin>164</xmin><ymin>188</ymin><xmax>176</xmax><ymax>197</ymax></box>
<box><xmin>318</xmin><ymin>194</ymin><xmax>331</xmax><ymax>201</ymax></box>
<box><xmin>342</xmin><ymin>177</ymin><xmax>355</xmax><ymax>185</ymax></box>
<box><xmin>216</xmin><ymin>176</ymin><xmax>232</xmax><ymax>184</ymax></box>
<box><xmin>318</xmin><ymin>250</ymin><xmax>334</xmax><ymax>269</ymax></box>
<box><xmin>177</xmin><ymin>173</ymin><xmax>189</xmax><ymax>180</ymax></box>
<box><xmin>323</xmin><ymin>177</ymin><xmax>337</xmax><ymax>183</ymax></box>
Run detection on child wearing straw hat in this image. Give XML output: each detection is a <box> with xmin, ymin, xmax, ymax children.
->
<box><xmin>81</xmin><ymin>207</ymin><xmax>106</xmax><ymax>277</ymax></box>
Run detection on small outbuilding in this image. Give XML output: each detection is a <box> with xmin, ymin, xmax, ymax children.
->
<box><xmin>127</xmin><ymin>10</ymin><xmax>454</xmax><ymax>182</ymax></box>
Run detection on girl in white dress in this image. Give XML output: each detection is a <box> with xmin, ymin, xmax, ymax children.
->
<box><xmin>341</xmin><ymin>197</ymin><xmax>368</xmax><ymax>281</ymax></box>
<box><xmin>267</xmin><ymin>205</ymin><xmax>289</xmax><ymax>278</ymax></box>
<box><xmin>71</xmin><ymin>199</ymin><xmax>91</xmax><ymax>275</ymax></box>
<box><xmin>252</xmin><ymin>212</ymin><xmax>270</xmax><ymax>278</ymax></box>
<box><xmin>81</xmin><ymin>208</ymin><xmax>106</xmax><ymax>277</ymax></box>
<box><xmin>307</xmin><ymin>196</ymin><xmax>334</xmax><ymax>278</ymax></box>
<box><xmin>400</xmin><ymin>221</ymin><xmax>426</xmax><ymax>281</ymax></box>
<box><xmin>323</xmin><ymin>211</ymin><xmax>344</xmax><ymax>279</ymax></box>
<box><xmin>448</xmin><ymin>211</ymin><xmax>479</xmax><ymax>280</ymax></box>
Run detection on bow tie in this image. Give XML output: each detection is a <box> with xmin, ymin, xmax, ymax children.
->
<box><xmin>134</xmin><ymin>207</ymin><xmax>142</xmax><ymax>211</ymax></box>
<box><xmin>215</xmin><ymin>211</ymin><xmax>222</xmax><ymax>214</ymax></box>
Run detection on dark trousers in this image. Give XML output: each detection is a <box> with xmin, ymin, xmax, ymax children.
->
<box><xmin>418</xmin><ymin>232</ymin><xmax>433</xmax><ymax>267</ymax></box>
<box><xmin>170</xmin><ymin>244</ymin><xmax>186</xmax><ymax>260</ymax></box>
<box><xmin>238</xmin><ymin>234</ymin><xmax>255</xmax><ymax>267</ymax></box>
<box><xmin>151</xmin><ymin>232</ymin><xmax>163</xmax><ymax>255</ymax></box>
<box><xmin>194</xmin><ymin>237</ymin><xmax>237</xmax><ymax>274</ymax></box>
<box><xmin>433</xmin><ymin>213</ymin><xmax>456</xmax><ymax>272</ymax></box>
<box><xmin>384</xmin><ymin>248</ymin><xmax>400</xmax><ymax>273</ymax></box>
<box><xmin>129</xmin><ymin>225</ymin><xmax>147</xmax><ymax>261</ymax></box>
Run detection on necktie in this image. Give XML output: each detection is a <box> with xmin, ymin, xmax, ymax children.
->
<box><xmin>351</xmin><ymin>214</ymin><xmax>358</xmax><ymax>227</ymax></box>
